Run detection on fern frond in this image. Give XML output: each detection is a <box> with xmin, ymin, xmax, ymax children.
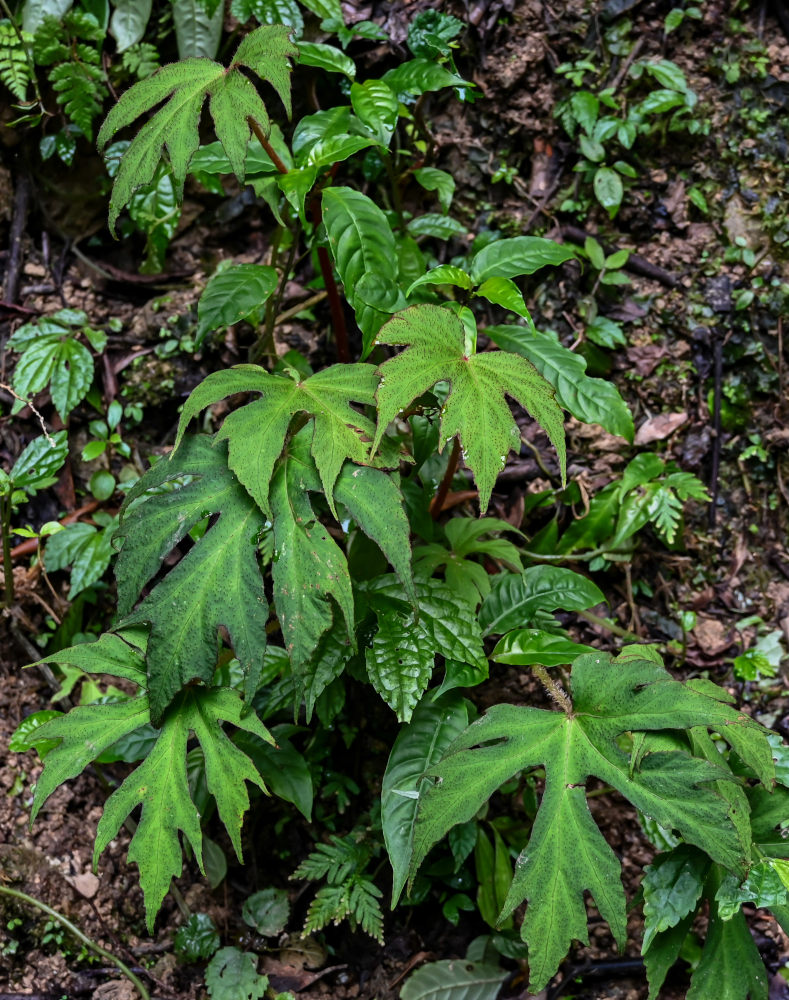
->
<box><xmin>97</xmin><ymin>24</ymin><xmax>297</xmax><ymax>235</ymax></box>
<box><xmin>302</xmin><ymin>884</ymin><xmax>350</xmax><ymax>936</ymax></box>
<box><xmin>664</xmin><ymin>470</ymin><xmax>710</xmax><ymax>502</ymax></box>
<box><xmin>49</xmin><ymin>61</ymin><xmax>107</xmax><ymax>141</ymax></box>
<box><xmin>122</xmin><ymin>43</ymin><xmax>160</xmax><ymax>80</ymax></box>
<box><xmin>646</xmin><ymin>485</ymin><xmax>683</xmax><ymax>543</ymax></box>
<box><xmin>0</xmin><ymin>22</ymin><xmax>33</xmax><ymax>100</ymax></box>
<box><xmin>32</xmin><ymin>17</ymin><xmax>68</xmax><ymax>64</ymax></box>
<box><xmin>291</xmin><ymin>833</ymin><xmax>371</xmax><ymax>884</ymax></box>
<box><xmin>347</xmin><ymin>878</ymin><xmax>384</xmax><ymax>943</ymax></box>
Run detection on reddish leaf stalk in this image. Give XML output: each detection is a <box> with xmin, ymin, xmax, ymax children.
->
<box><xmin>430</xmin><ymin>437</ymin><xmax>461</xmax><ymax>519</ymax></box>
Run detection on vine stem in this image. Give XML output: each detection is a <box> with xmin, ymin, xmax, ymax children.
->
<box><xmin>248</xmin><ymin>117</ymin><xmax>350</xmax><ymax>363</ymax></box>
<box><xmin>0</xmin><ymin>885</ymin><xmax>151</xmax><ymax>1000</ymax></box>
<box><xmin>430</xmin><ymin>436</ymin><xmax>461</xmax><ymax>518</ymax></box>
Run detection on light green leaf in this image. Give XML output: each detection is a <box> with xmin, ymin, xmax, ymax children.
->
<box><xmin>44</xmin><ymin>519</ymin><xmax>115</xmax><ymax>598</ymax></box>
<box><xmin>411</xmin><ymin>651</ymin><xmax>763</xmax><ymax>991</ymax></box>
<box><xmin>405</xmin><ymin>265</ymin><xmax>472</xmax><ymax>297</ymax></box>
<box><xmin>593</xmin><ymin>166</ymin><xmax>624</xmax><ymax>218</ymax></box>
<box><xmin>334</xmin><ymin>462</ymin><xmax>415</xmax><ymax>605</ymax></box>
<box><xmin>174</xmin><ymin>361</ymin><xmax>378</xmax><ymax>518</ymax></box>
<box><xmin>469</xmin><ymin>236</ymin><xmax>575</xmax><ymax>284</ymax></box>
<box><xmin>400</xmin><ymin>959</ymin><xmax>507</xmax><ymax>1000</ymax></box>
<box><xmin>115</xmin><ymin>436</ymin><xmax>269</xmax><ymax>725</ymax></box>
<box><xmin>322</xmin><ymin>186</ymin><xmax>400</xmax><ymax>357</ymax></box>
<box><xmin>91</xmin><ymin>687</ymin><xmax>271</xmax><ymax>930</ymax></box>
<box><xmin>491</xmin><ymin>629</ymin><xmax>597</xmax><ymax>666</ymax></box>
<box><xmin>12</xmin><ymin>335</ymin><xmax>94</xmax><ymax>422</ymax></box>
<box><xmin>297</xmin><ymin>41</ymin><xmax>355</xmax><ymax>77</ymax></box>
<box><xmin>479</xmin><ymin>566</ymin><xmax>604</xmax><ymax>636</ymax></box>
<box><xmin>407</xmin><ymin>214</ymin><xmax>467</xmax><ymax>240</ymax></box>
<box><xmin>197</xmin><ymin>264</ymin><xmax>278</xmax><ymax>341</ymax></box>
<box><xmin>269</xmin><ymin>430</ymin><xmax>355</xmax><ymax>673</ymax></box>
<box><xmin>412</xmin><ymin>166</ymin><xmax>455</xmax><ymax>212</ymax></box>
<box><xmin>36</xmin><ymin>629</ymin><xmax>148</xmax><ymax>685</ymax></box>
<box><xmin>373</xmin><ymin>305</ymin><xmax>565</xmax><ymax>514</ymax></box>
<box><xmin>382</xmin><ymin>693</ymin><xmax>469</xmax><ymax>906</ymax></box>
<box><xmin>486</xmin><ymin>325</ymin><xmax>634</xmax><ymax>441</ymax></box>
<box><xmin>350</xmin><ymin>78</ymin><xmax>398</xmax><ymax>143</ymax></box>
<box><xmin>97</xmin><ymin>25</ymin><xmax>296</xmax><ymax>233</ymax></box>
<box><xmin>383</xmin><ymin>58</ymin><xmax>466</xmax><ymax>98</ymax></box>
<box><xmin>474</xmin><ymin>277</ymin><xmax>530</xmax><ymax>318</ymax></box>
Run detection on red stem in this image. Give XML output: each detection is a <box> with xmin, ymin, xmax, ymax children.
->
<box><xmin>430</xmin><ymin>437</ymin><xmax>461</xmax><ymax>519</ymax></box>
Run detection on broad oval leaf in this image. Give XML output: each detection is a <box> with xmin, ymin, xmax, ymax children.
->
<box><xmin>400</xmin><ymin>959</ymin><xmax>507</xmax><ymax>1000</ymax></box>
<box><xmin>297</xmin><ymin>41</ymin><xmax>355</xmax><ymax>77</ymax></box>
<box><xmin>593</xmin><ymin>165</ymin><xmax>624</xmax><ymax>219</ymax></box>
<box><xmin>469</xmin><ymin>236</ymin><xmax>575</xmax><ymax>284</ymax></box>
<box><xmin>109</xmin><ymin>0</ymin><xmax>152</xmax><ymax>51</ymax></box>
<box><xmin>350</xmin><ymin>78</ymin><xmax>398</xmax><ymax>143</ymax></box>
<box><xmin>405</xmin><ymin>265</ymin><xmax>472</xmax><ymax>297</ymax></box>
<box><xmin>383</xmin><ymin>58</ymin><xmax>466</xmax><ymax>98</ymax></box>
<box><xmin>491</xmin><ymin>629</ymin><xmax>597</xmax><ymax>666</ymax></box>
<box><xmin>479</xmin><ymin>566</ymin><xmax>605</xmax><ymax>635</ymax></box>
<box><xmin>322</xmin><ymin>186</ymin><xmax>400</xmax><ymax>357</ymax></box>
<box><xmin>197</xmin><ymin>263</ymin><xmax>278</xmax><ymax>342</ymax></box>
<box><xmin>486</xmin><ymin>325</ymin><xmax>634</xmax><ymax>442</ymax></box>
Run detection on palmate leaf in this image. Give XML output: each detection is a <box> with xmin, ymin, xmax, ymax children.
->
<box><xmin>364</xmin><ymin>574</ymin><xmax>486</xmax><ymax>722</ymax></box>
<box><xmin>114</xmin><ymin>435</ymin><xmax>269</xmax><ymax>725</ymax></box>
<box><xmin>97</xmin><ymin>24</ymin><xmax>296</xmax><ymax>233</ymax></box>
<box><xmin>410</xmin><ymin>650</ymin><xmax>771</xmax><ymax>991</ymax></box>
<box><xmin>373</xmin><ymin>305</ymin><xmax>565</xmax><ymax>513</ymax></box>
<box><xmin>174</xmin><ymin>361</ymin><xmax>379</xmax><ymax>518</ymax></box>
<box><xmin>29</xmin><ymin>649</ymin><xmax>273</xmax><ymax>932</ymax></box>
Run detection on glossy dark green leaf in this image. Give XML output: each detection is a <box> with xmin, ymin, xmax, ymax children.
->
<box><xmin>197</xmin><ymin>263</ymin><xmax>278</xmax><ymax>341</ymax></box>
<box><xmin>491</xmin><ymin>629</ymin><xmax>597</xmax><ymax>667</ymax></box>
<box><xmin>382</xmin><ymin>692</ymin><xmax>469</xmax><ymax>905</ymax></box>
<box><xmin>479</xmin><ymin>566</ymin><xmax>605</xmax><ymax>636</ymax></box>
<box><xmin>470</xmin><ymin>237</ymin><xmax>575</xmax><ymax>283</ymax></box>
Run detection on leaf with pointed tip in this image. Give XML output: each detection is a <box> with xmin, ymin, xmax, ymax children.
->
<box><xmin>333</xmin><ymin>461</ymin><xmax>415</xmax><ymax>605</ymax></box>
<box><xmin>382</xmin><ymin>692</ymin><xmax>469</xmax><ymax>906</ymax></box>
<box><xmin>373</xmin><ymin>305</ymin><xmax>565</xmax><ymax>513</ymax></box>
<box><xmin>410</xmin><ymin>650</ymin><xmax>767</xmax><ymax>991</ymax></box>
<box><xmin>491</xmin><ymin>629</ymin><xmax>597</xmax><ymax>666</ymax></box>
<box><xmin>469</xmin><ymin>236</ymin><xmax>575</xmax><ymax>283</ymax></box>
<box><xmin>36</xmin><ymin>629</ymin><xmax>148</xmax><ymax>685</ymax></box>
<box><xmin>114</xmin><ymin>436</ymin><xmax>269</xmax><ymax>725</ymax></box>
<box><xmin>686</xmin><ymin>903</ymin><xmax>767</xmax><ymax>1000</ymax></box>
<box><xmin>364</xmin><ymin>575</ymin><xmax>486</xmax><ymax>721</ymax></box>
<box><xmin>400</xmin><ymin>959</ymin><xmax>507</xmax><ymax>1000</ymax></box>
<box><xmin>486</xmin><ymin>325</ymin><xmax>634</xmax><ymax>442</ymax></box>
<box><xmin>322</xmin><ymin>186</ymin><xmax>401</xmax><ymax>357</ymax></box>
<box><xmin>174</xmin><ymin>362</ymin><xmax>378</xmax><ymax>518</ymax></box>
<box><xmin>94</xmin><ymin>687</ymin><xmax>272</xmax><ymax>931</ymax></box>
<box><xmin>479</xmin><ymin>566</ymin><xmax>605</xmax><ymax>635</ymax></box>
<box><xmin>269</xmin><ymin>429</ymin><xmax>355</xmax><ymax>674</ymax></box>
<box><xmin>97</xmin><ymin>25</ymin><xmax>296</xmax><ymax>233</ymax></box>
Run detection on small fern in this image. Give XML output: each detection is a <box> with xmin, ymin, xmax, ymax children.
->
<box><xmin>121</xmin><ymin>43</ymin><xmax>160</xmax><ymax>80</ymax></box>
<box><xmin>34</xmin><ymin>12</ymin><xmax>107</xmax><ymax>141</ymax></box>
<box><xmin>0</xmin><ymin>21</ymin><xmax>34</xmax><ymax>101</ymax></box>
<box><xmin>292</xmin><ymin>833</ymin><xmax>383</xmax><ymax>942</ymax></box>
<box><xmin>50</xmin><ymin>62</ymin><xmax>105</xmax><ymax>140</ymax></box>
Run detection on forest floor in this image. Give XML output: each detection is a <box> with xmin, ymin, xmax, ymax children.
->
<box><xmin>2</xmin><ymin>0</ymin><xmax>789</xmax><ymax>998</ymax></box>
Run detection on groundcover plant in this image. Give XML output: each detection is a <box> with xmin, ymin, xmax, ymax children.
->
<box><xmin>4</xmin><ymin>7</ymin><xmax>789</xmax><ymax>1000</ymax></box>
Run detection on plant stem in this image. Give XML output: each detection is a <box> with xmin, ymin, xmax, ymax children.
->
<box><xmin>1</xmin><ymin>494</ymin><xmax>15</xmax><ymax>607</ymax></box>
<box><xmin>0</xmin><ymin>885</ymin><xmax>151</xmax><ymax>1000</ymax></box>
<box><xmin>247</xmin><ymin>117</ymin><xmax>289</xmax><ymax>175</ymax></box>
<box><xmin>253</xmin><ymin>220</ymin><xmax>302</xmax><ymax>365</ymax></box>
<box><xmin>577</xmin><ymin>609</ymin><xmax>641</xmax><ymax>642</ymax></box>
<box><xmin>533</xmin><ymin>663</ymin><xmax>573</xmax><ymax>714</ymax></box>
<box><xmin>430</xmin><ymin>436</ymin><xmax>461</xmax><ymax>518</ymax></box>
